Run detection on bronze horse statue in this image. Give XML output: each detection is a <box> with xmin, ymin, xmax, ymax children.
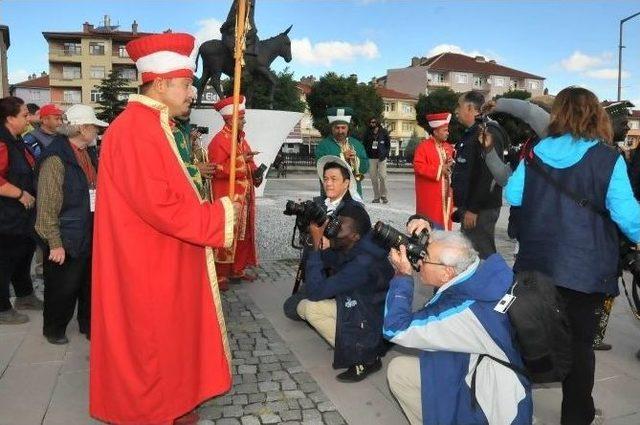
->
<box><xmin>195</xmin><ymin>26</ymin><xmax>293</xmax><ymax>108</ymax></box>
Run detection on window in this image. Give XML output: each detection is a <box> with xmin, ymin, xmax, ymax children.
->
<box><xmin>528</xmin><ymin>81</ymin><xmax>539</xmax><ymax>90</ymax></box>
<box><xmin>62</xmin><ymin>66</ymin><xmax>81</xmax><ymax>79</ymax></box>
<box><xmin>402</xmin><ymin>122</ymin><xmax>413</xmax><ymax>132</ymax></box>
<box><xmin>387</xmin><ymin>122</ymin><xmax>396</xmax><ymax>132</ymax></box>
<box><xmin>117</xmin><ymin>91</ymin><xmax>134</xmax><ymax>101</ymax></box>
<box><xmin>428</xmin><ymin>72</ymin><xmax>445</xmax><ymax>84</ymax></box>
<box><xmin>473</xmin><ymin>75</ymin><xmax>484</xmax><ymax>88</ymax></box>
<box><xmin>90</xmin><ymin>90</ymin><xmax>102</xmax><ymax>103</ymax></box>
<box><xmin>90</xmin><ymin>66</ymin><xmax>106</xmax><ymax>79</ymax></box>
<box><xmin>63</xmin><ymin>90</ymin><xmax>81</xmax><ymax>104</ymax></box>
<box><xmin>117</xmin><ymin>45</ymin><xmax>129</xmax><ymax>58</ymax></box>
<box><xmin>384</xmin><ymin>102</ymin><xmax>396</xmax><ymax>113</ymax></box>
<box><xmin>402</xmin><ymin>103</ymin><xmax>413</xmax><ymax>114</ymax></box>
<box><xmin>89</xmin><ymin>42</ymin><xmax>105</xmax><ymax>55</ymax></box>
<box><xmin>456</xmin><ymin>73</ymin><xmax>468</xmax><ymax>84</ymax></box>
<box><xmin>62</xmin><ymin>42</ymin><xmax>81</xmax><ymax>55</ymax></box>
<box><xmin>117</xmin><ymin>67</ymin><xmax>137</xmax><ymax>80</ymax></box>
<box><xmin>494</xmin><ymin>77</ymin><xmax>504</xmax><ymax>87</ymax></box>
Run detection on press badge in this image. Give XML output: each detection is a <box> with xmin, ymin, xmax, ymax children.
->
<box><xmin>494</xmin><ymin>294</ymin><xmax>516</xmax><ymax>314</ymax></box>
<box><xmin>89</xmin><ymin>189</ymin><xmax>96</xmax><ymax>212</ymax></box>
<box><xmin>372</xmin><ymin>140</ymin><xmax>378</xmax><ymax>150</ymax></box>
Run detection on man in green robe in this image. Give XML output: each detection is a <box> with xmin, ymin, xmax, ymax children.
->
<box><xmin>314</xmin><ymin>107</ymin><xmax>369</xmax><ymax>196</ymax></box>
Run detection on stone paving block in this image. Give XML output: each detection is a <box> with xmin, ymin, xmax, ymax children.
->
<box><xmin>309</xmin><ymin>391</ymin><xmax>328</xmax><ymax>403</ymax></box>
<box><xmin>199</xmin><ymin>405</ymin><xmax>223</xmax><ymax>420</ymax></box>
<box><xmin>257</xmin><ymin>371</ymin><xmax>272</xmax><ymax>381</ymax></box>
<box><xmin>234</xmin><ymin>383</ymin><xmax>258</xmax><ymax>394</ymax></box>
<box><xmin>266</xmin><ymin>390</ymin><xmax>285</xmax><ymax>401</ymax></box>
<box><xmin>261</xmin><ymin>355</ymin><xmax>280</xmax><ymax>364</ymax></box>
<box><xmin>271</xmin><ymin>370</ymin><xmax>290</xmax><ymax>381</ymax></box>
<box><xmin>232</xmin><ymin>394</ymin><xmax>248</xmax><ymax>406</ymax></box>
<box><xmin>300</xmin><ymin>382</ymin><xmax>320</xmax><ymax>393</ymax></box>
<box><xmin>281</xmin><ymin>379</ymin><xmax>297</xmax><ymax>391</ymax></box>
<box><xmin>298</xmin><ymin>398</ymin><xmax>315</xmax><ymax>409</ymax></box>
<box><xmin>317</xmin><ymin>401</ymin><xmax>337</xmax><ymax>412</ymax></box>
<box><xmin>241</xmin><ymin>373</ymin><xmax>257</xmax><ymax>383</ymax></box>
<box><xmin>323</xmin><ymin>411</ymin><xmax>347</xmax><ymax>425</ymax></box>
<box><xmin>258</xmin><ymin>380</ymin><xmax>279</xmax><ymax>392</ymax></box>
<box><xmin>292</xmin><ymin>372</ymin><xmax>314</xmax><ymax>384</ymax></box>
<box><xmin>284</xmin><ymin>390</ymin><xmax>306</xmax><ymax>399</ymax></box>
<box><xmin>240</xmin><ymin>416</ymin><xmax>260</xmax><ymax>425</ymax></box>
<box><xmin>260</xmin><ymin>413</ymin><xmax>282</xmax><ymax>424</ymax></box>
<box><xmin>259</xmin><ymin>363</ymin><xmax>281</xmax><ymax>372</ymax></box>
<box><xmin>216</xmin><ymin>419</ymin><xmax>241</xmax><ymax>425</ymax></box>
<box><xmin>244</xmin><ymin>357</ymin><xmax>259</xmax><ymax>365</ymax></box>
<box><xmin>248</xmin><ymin>393</ymin><xmax>266</xmax><ymax>403</ymax></box>
<box><xmin>281</xmin><ymin>409</ymin><xmax>303</xmax><ymax>421</ymax></box>
<box><xmin>287</xmin><ymin>365</ymin><xmax>305</xmax><ymax>374</ymax></box>
<box><xmin>265</xmin><ymin>400</ymin><xmax>289</xmax><ymax>413</ymax></box>
<box><xmin>286</xmin><ymin>399</ymin><xmax>300</xmax><ymax>410</ymax></box>
<box><xmin>237</xmin><ymin>364</ymin><xmax>256</xmax><ymax>374</ymax></box>
<box><xmin>242</xmin><ymin>402</ymin><xmax>265</xmax><ymax>416</ymax></box>
<box><xmin>223</xmin><ymin>404</ymin><xmax>244</xmax><ymax>418</ymax></box>
<box><xmin>302</xmin><ymin>409</ymin><xmax>322</xmax><ymax>421</ymax></box>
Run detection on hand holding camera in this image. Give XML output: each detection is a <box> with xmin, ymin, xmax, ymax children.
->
<box><xmin>373</xmin><ymin>221</ymin><xmax>429</xmax><ymax>271</ymax></box>
<box><xmin>389</xmin><ymin>245</ymin><xmax>413</xmax><ymax>276</ymax></box>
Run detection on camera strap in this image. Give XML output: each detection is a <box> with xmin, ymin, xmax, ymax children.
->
<box><xmin>525</xmin><ymin>154</ymin><xmax>610</xmax><ymax>219</ymax></box>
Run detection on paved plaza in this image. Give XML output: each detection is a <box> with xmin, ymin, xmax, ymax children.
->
<box><xmin>1</xmin><ymin>173</ymin><xmax>640</xmax><ymax>425</ymax></box>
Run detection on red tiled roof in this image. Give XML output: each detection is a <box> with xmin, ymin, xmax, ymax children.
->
<box><xmin>376</xmin><ymin>86</ymin><xmax>417</xmax><ymax>100</ymax></box>
<box><xmin>631</xmin><ymin>110</ymin><xmax>640</xmax><ymax>119</ymax></box>
<box><xmin>296</xmin><ymin>83</ymin><xmax>312</xmax><ymax>95</ymax></box>
<box><xmin>12</xmin><ymin>75</ymin><xmax>49</xmax><ymax>88</ymax></box>
<box><xmin>420</xmin><ymin>52</ymin><xmax>545</xmax><ymax>80</ymax></box>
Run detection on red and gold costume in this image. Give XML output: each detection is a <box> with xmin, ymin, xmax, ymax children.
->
<box><xmin>413</xmin><ymin>113</ymin><xmax>455</xmax><ymax>230</ymax></box>
<box><xmin>90</xmin><ymin>34</ymin><xmax>234</xmax><ymax>425</ymax></box>
<box><xmin>208</xmin><ymin>96</ymin><xmax>258</xmax><ymax>285</ymax></box>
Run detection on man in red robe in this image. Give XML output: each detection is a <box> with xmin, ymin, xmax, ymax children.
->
<box><xmin>208</xmin><ymin>96</ymin><xmax>260</xmax><ymax>289</ymax></box>
<box><xmin>90</xmin><ymin>33</ymin><xmax>236</xmax><ymax>425</ymax></box>
<box><xmin>413</xmin><ymin>112</ymin><xmax>455</xmax><ymax>230</ymax></box>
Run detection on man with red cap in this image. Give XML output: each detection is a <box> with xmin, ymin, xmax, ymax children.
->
<box><xmin>90</xmin><ymin>33</ymin><xmax>236</xmax><ymax>425</ymax></box>
<box><xmin>23</xmin><ymin>103</ymin><xmax>63</xmax><ymax>158</ymax></box>
<box><xmin>208</xmin><ymin>96</ymin><xmax>260</xmax><ymax>289</ymax></box>
<box><xmin>413</xmin><ymin>112</ymin><xmax>455</xmax><ymax>230</ymax></box>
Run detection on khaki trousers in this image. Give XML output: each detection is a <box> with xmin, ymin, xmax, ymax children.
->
<box><xmin>369</xmin><ymin>159</ymin><xmax>388</xmax><ymax>199</ymax></box>
<box><xmin>296</xmin><ymin>299</ymin><xmax>336</xmax><ymax>346</ymax></box>
<box><xmin>387</xmin><ymin>356</ymin><xmax>422</xmax><ymax>425</ymax></box>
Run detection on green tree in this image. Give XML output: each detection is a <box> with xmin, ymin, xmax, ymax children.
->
<box><xmin>403</xmin><ymin>130</ymin><xmax>422</xmax><ymax>161</ymax></box>
<box><xmin>415</xmin><ymin>87</ymin><xmax>465</xmax><ymax>143</ymax></box>
<box><xmin>306</xmin><ymin>72</ymin><xmax>384</xmax><ymax>138</ymax></box>
<box><xmin>494</xmin><ymin>89</ymin><xmax>532</xmax><ymax>101</ymax></box>
<box><xmin>222</xmin><ymin>68</ymin><xmax>306</xmax><ymax>112</ymax></box>
<box><xmin>94</xmin><ymin>70</ymin><xmax>128</xmax><ymax>123</ymax></box>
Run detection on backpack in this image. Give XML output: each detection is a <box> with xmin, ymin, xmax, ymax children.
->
<box><xmin>506</xmin><ymin>270</ymin><xmax>573</xmax><ymax>383</ymax></box>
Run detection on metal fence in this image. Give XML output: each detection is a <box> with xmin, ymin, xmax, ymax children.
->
<box><xmin>281</xmin><ymin>153</ymin><xmax>412</xmax><ymax>168</ymax></box>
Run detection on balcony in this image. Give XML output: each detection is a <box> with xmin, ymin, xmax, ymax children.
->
<box><xmin>49</xmin><ymin>48</ymin><xmax>82</xmax><ymax>62</ymax></box>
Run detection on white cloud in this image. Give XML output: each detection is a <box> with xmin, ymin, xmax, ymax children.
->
<box><xmin>8</xmin><ymin>69</ymin><xmax>30</xmax><ymax>84</ymax></box>
<box><xmin>291</xmin><ymin>38</ymin><xmax>379</xmax><ymax>67</ymax></box>
<box><xmin>584</xmin><ymin>68</ymin><xmax>629</xmax><ymax>80</ymax></box>
<box><xmin>191</xmin><ymin>18</ymin><xmax>223</xmax><ymax>59</ymax></box>
<box><xmin>426</xmin><ymin>44</ymin><xmax>496</xmax><ymax>60</ymax></box>
<box><xmin>560</xmin><ymin>51</ymin><xmax>610</xmax><ymax>72</ymax></box>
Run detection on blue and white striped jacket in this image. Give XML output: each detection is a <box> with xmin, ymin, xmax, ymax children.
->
<box><xmin>384</xmin><ymin>254</ymin><xmax>533</xmax><ymax>425</ymax></box>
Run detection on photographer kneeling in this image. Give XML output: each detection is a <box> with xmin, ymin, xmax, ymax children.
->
<box><xmin>292</xmin><ymin>202</ymin><xmax>394</xmax><ymax>382</ymax></box>
<box><xmin>384</xmin><ymin>220</ymin><xmax>532</xmax><ymax>425</ymax></box>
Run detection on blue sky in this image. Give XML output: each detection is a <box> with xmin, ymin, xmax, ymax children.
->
<box><xmin>3</xmin><ymin>0</ymin><xmax>640</xmax><ymax>106</ymax></box>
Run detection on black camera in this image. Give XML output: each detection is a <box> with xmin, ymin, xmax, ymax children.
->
<box><xmin>283</xmin><ymin>200</ymin><xmax>342</xmax><ymax>241</ymax></box>
<box><xmin>372</xmin><ymin>221</ymin><xmax>429</xmax><ymax>270</ymax></box>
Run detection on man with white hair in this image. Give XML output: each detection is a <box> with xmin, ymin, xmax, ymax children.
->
<box><xmin>384</xmin><ymin>221</ymin><xmax>532</xmax><ymax>425</ymax></box>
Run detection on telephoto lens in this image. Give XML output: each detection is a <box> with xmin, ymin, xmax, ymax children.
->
<box><xmin>372</xmin><ymin>221</ymin><xmax>429</xmax><ymax>268</ymax></box>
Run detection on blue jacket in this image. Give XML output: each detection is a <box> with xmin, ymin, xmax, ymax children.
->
<box><xmin>306</xmin><ymin>232</ymin><xmax>394</xmax><ymax>368</ymax></box>
<box><xmin>505</xmin><ymin>134</ymin><xmax>640</xmax><ymax>243</ymax></box>
<box><xmin>384</xmin><ymin>255</ymin><xmax>532</xmax><ymax>425</ymax></box>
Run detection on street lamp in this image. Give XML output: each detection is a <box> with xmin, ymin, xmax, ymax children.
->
<box><xmin>617</xmin><ymin>11</ymin><xmax>640</xmax><ymax>101</ymax></box>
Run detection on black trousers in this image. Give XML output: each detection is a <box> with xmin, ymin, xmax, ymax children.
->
<box><xmin>557</xmin><ymin>286</ymin><xmax>605</xmax><ymax>425</ymax></box>
<box><xmin>43</xmin><ymin>253</ymin><xmax>91</xmax><ymax>338</ymax></box>
<box><xmin>0</xmin><ymin>234</ymin><xmax>35</xmax><ymax>312</ymax></box>
<box><xmin>461</xmin><ymin>208</ymin><xmax>500</xmax><ymax>259</ymax></box>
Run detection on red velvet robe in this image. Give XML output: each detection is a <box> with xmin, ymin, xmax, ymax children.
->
<box><xmin>208</xmin><ymin>125</ymin><xmax>257</xmax><ymax>278</ymax></box>
<box><xmin>413</xmin><ymin>138</ymin><xmax>455</xmax><ymax>230</ymax></box>
<box><xmin>90</xmin><ymin>95</ymin><xmax>234</xmax><ymax>424</ymax></box>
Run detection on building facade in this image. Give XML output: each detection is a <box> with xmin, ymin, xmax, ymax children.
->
<box><xmin>9</xmin><ymin>73</ymin><xmax>50</xmax><ymax>106</ymax></box>
<box><xmin>0</xmin><ymin>26</ymin><xmax>10</xmax><ymax>97</ymax></box>
<box><xmin>43</xmin><ymin>17</ymin><xmax>154</xmax><ymax>108</ymax></box>
<box><xmin>382</xmin><ymin>52</ymin><xmax>545</xmax><ymax>99</ymax></box>
<box><xmin>376</xmin><ymin>86</ymin><xmax>425</xmax><ymax>156</ymax></box>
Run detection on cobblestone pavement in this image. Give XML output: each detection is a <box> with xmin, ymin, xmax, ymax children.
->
<box><xmin>197</xmin><ymin>261</ymin><xmax>347</xmax><ymax>425</ymax></box>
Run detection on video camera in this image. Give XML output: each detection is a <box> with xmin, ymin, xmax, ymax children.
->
<box><xmin>372</xmin><ymin>221</ymin><xmax>429</xmax><ymax>271</ymax></box>
<box><xmin>283</xmin><ymin>200</ymin><xmax>342</xmax><ymax>249</ymax></box>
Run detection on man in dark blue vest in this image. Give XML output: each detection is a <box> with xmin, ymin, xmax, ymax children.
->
<box><xmin>35</xmin><ymin>104</ymin><xmax>106</xmax><ymax>344</ymax></box>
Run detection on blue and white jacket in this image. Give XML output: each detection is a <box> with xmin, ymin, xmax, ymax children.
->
<box><xmin>384</xmin><ymin>255</ymin><xmax>532</xmax><ymax>425</ymax></box>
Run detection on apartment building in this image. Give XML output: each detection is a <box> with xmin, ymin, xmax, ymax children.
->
<box><xmin>9</xmin><ymin>72</ymin><xmax>50</xmax><ymax>106</ymax></box>
<box><xmin>43</xmin><ymin>16</ymin><xmax>155</xmax><ymax>108</ymax></box>
<box><xmin>0</xmin><ymin>26</ymin><xmax>10</xmax><ymax>97</ymax></box>
<box><xmin>376</xmin><ymin>86</ymin><xmax>425</xmax><ymax>155</ymax></box>
<box><xmin>382</xmin><ymin>52</ymin><xmax>545</xmax><ymax>99</ymax></box>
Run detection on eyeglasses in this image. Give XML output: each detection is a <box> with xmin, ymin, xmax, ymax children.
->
<box><xmin>422</xmin><ymin>260</ymin><xmax>448</xmax><ymax>267</ymax></box>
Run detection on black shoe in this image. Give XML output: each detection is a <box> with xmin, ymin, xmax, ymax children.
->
<box><xmin>45</xmin><ymin>335</ymin><xmax>69</xmax><ymax>345</ymax></box>
<box><xmin>594</xmin><ymin>342</ymin><xmax>612</xmax><ymax>351</ymax></box>
<box><xmin>336</xmin><ymin>358</ymin><xmax>382</xmax><ymax>383</ymax></box>
<box><xmin>371</xmin><ymin>198</ymin><xmax>380</xmax><ymax>204</ymax></box>
<box><xmin>14</xmin><ymin>294</ymin><xmax>44</xmax><ymax>311</ymax></box>
<box><xmin>0</xmin><ymin>308</ymin><xmax>29</xmax><ymax>324</ymax></box>
<box><xmin>381</xmin><ymin>197</ymin><xmax>388</xmax><ymax>204</ymax></box>
<box><xmin>636</xmin><ymin>349</ymin><xmax>640</xmax><ymax>361</ymax></box>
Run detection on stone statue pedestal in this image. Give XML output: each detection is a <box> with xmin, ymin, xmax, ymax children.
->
<box><xmin>190</xmin><ymin>107</ymin><xmax>303</xmax><ymax>197</ymax></box>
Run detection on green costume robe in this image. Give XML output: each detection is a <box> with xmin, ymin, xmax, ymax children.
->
<box><xmin>315</xmin><ymin>136</ymin><xmax>369</xmax><ymax>195</ymax></box>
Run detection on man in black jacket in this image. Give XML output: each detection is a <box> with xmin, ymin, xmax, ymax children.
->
<box><xmin>294</xmin><ymin>204</ymin><xmax>394</xmax><ymax>382</ymax></box>
<box><xmin>452</xmin><ymin>91</ymin><xmax>507</xmax><ymax>259</ymax></box>
<box><xmin>362</xmin><ymin>118</ymin><xmax>391</xmax><ymax>203</ymax></box>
